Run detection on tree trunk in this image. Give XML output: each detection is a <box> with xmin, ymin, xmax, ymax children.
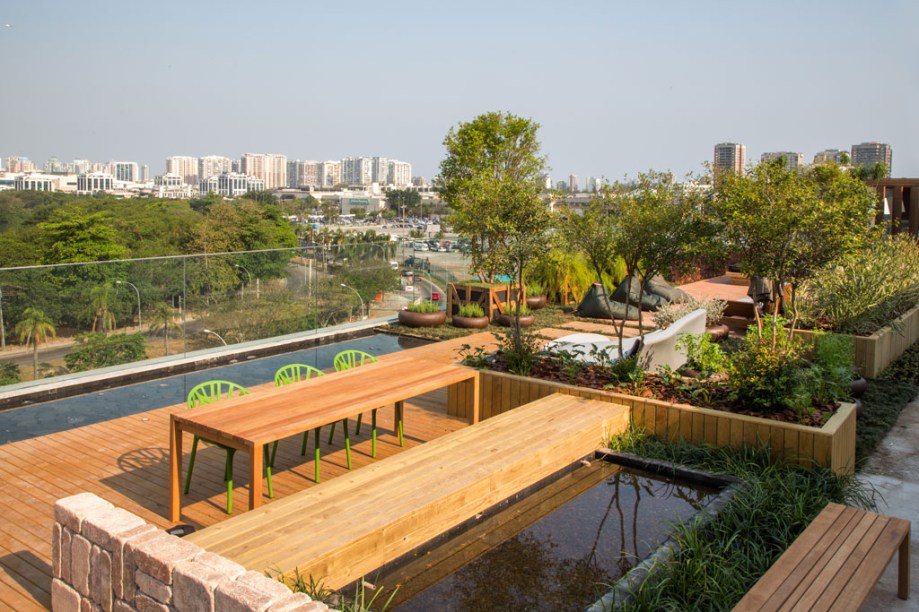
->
<box><xmin>32</xmin><ymin>342</ymin><xmax>38</xmax><ymax>380</ymax></box>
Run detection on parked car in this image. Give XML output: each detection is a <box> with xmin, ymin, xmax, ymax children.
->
<box><xmin>413</xmin><ymin>241</ymin><xmax>429</xmax><ymax>251</ymax></box>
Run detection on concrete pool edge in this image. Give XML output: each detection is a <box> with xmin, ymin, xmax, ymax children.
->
<box><xmin>0</xmin><ymin>316</ymin><xmax>399</xmax><ymax>411</ymax></box>
<box><xmin>586</xmin><ymin>449</ymin><xmax>742</xmax><ymax>612</ymax></box>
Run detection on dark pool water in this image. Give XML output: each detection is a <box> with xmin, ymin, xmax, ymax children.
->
<box><xmin>375</xmin><ymin>460</ymin><xmax>718</xmax><ymax>612</ymax></box>
<box><xmin>0</xmin><ymin>334</ymin><xmax>425</xmax><ymax>444</ymax></box>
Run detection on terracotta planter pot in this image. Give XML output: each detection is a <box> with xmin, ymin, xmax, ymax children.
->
<box><xmin>706</xmin><ymin>324</ymin><xmax>730</xmax><ymax>341</ymax></box>
<box><xmin>495</xmin><ymin>313</ymin><xmax>536</xmax><ymax>328</ymax></box>
<box><xmin>398</xmin><ymin>309</ymin><xmax>446</xmax><ymax>328</ymax></box>
<box><xmin>525</xmin><ymin>295</ymin><xmax>547</xmax><ymax>310</ymax></box>
<box><xmin>452</xmin><ymin>315</ymin><xmax>490</xmax><ymax>329</ymax></box>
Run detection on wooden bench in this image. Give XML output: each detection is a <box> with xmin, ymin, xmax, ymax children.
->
<box><xmin>733</xmin><ymin>502</ymin><xmax>910</xmax><ymax>611</ymax></box>
<box><xmin>186</xmin><ymin>393</ymin><xmax>629</xmax><ymax>589</ymax></box>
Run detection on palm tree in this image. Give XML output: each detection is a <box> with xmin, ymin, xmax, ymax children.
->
<box><xmin>148</xmin><ymin>303</ymin><xmax>181</xmax><ymax>355</ymax></box>
<box><xmin>89</xmin><ymin>284</ymin><xmax>117</xmax><ymax>333</ymax></box>
<box><xmin>15</xmin><ymin>307</ymin><xmax>56</xmax><ymax>380</ymax></box>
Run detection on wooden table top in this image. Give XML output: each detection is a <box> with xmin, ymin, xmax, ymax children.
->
<box><xmin>170</xmin><ymin>357</ymin><xmax>478</xmax><ymax>448</ymax></box>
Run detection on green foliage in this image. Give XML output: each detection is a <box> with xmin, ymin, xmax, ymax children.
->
<box><xmin>0</xmin><ymin>362</ymin><xmax>21</xmax><ymax>386</ymax></box>
<box><xmin>406</xmin><ymin>301</ymin><xmax>440</xmax><ymax>313</ymax></box>
<box><xmin>496</xmin><ymin>329</ymin><xmax>542</xmax><ymax>376</ymax></box>
<box><xmin>856</xmin><ymin>378</ymin><xmax>919</xmax><ymax>464</ymax></box>
<box><xmin>37</xmin><ymin>205</ymin><xmax>126</xmax><ymax>264</ymax></box>
<box><xmin>809</xmin><ymin>332</ymin><xmax>856</xmax><ymax>403</ymax></box>
<box><xmin>459</xmin><ymin>343</ymin><xmax>492</xmax><ymax>368</ymax></box>
<box><xmin>15</xmin><ymin>307</ymin><xmax>56</xmax><ymax>379</ymax></box>
<box><xmin>457</xmin><ymin>303</ymin><xmax>485</xmax><ymax>317</ymax></box>
<box><xmin>526</xmin><ymin>248</ymin><xmax>598</xmax><ymax>304</ymax></box>
<box><xmin>607</xmin><ymin>431</ymin><xmax>875</xmax><ymax>611</ymax></box>
<box><xmin>713</xmin><ymin>160</ymin><xmax>875</xmax><ymax>334</ymax></box>
<box><xmin>728</xmin><ymin>317</ymin><xmax>811</xmax><ymax>413</ymax></box>
<box><xmin>523</xmin><ymin>279</ymin><xmax>544</xmax><ymax>296</ymax></box>
<box><xmin>386</xmin><ymin>188</ymin><xmax>422</xmax><ymax>215</ymax></box>
<box><xmin>880</xmin><ymin>337</ymin><xmax>919</xmax><ymax>386</ymax></box>
<box><xmin>798</xmin><ymin>233</ymin><xmax>919</xmax><ymax>335</ymax></box>
<box><xmin>64</xmin><ymin>332</ymin><xmax>147</xmax><ymax>372</ymax></box>
<box><xmin>676</xmin><ymin>333</ymin><xmax>729</xmax><ymax>378</ymax></box>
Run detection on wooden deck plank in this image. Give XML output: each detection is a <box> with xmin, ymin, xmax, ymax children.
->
<box><xmin>0</xmin><ymin>337</ymin><xmax>472</xmax><ymax>610</ymax></box>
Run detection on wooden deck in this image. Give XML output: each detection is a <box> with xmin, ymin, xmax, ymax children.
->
<box><xmin>0</xmin><ymin>336</ymin><xmax>490</xmax><ymax>610</ymax></box>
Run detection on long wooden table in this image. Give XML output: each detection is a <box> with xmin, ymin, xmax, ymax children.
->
<box><xmin>169</xmin><ymin>357</ymin><xmax>480</xmax><ymax>522</ymax></box>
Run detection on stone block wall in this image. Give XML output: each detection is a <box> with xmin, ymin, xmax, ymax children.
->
<box><xmin>52</xmin><ymin>493</ymin><xmax>330</xmax><ymax>612</ymax></box>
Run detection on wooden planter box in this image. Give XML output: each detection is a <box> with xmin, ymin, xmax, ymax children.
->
<box><xmin>447</xmin><ymin>282</ymin><xmax>525</xmax><ymax>320</ymax></box>
<box><xmin>794</xmin><ymin>303</ymin><xmax>919</xmax><ymax>378</ymax></box>
<box><xmin>449</xmin><ymin>370</ymin><xmax>856</xmax><ymax>475</ymax></box>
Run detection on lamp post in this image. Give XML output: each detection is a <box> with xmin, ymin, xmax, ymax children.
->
<box><xmin>115</xmin><ymin>280</ymin><xmax>141</xmax><ymax>330</ymax></box>
<box><xmin>0</xmin><ymin>286</ymin><xmax>5</xmax><ymax>349</ymax></box>
<box><xmin>202</xmin><ymin>328</ymin><xmax>227</xmax><ymax>346</ymax></box>
<box><xmin>340</xmin><ymin>283</ymin><xmax>366</xmax><ymax>320</ymax></box>
<box><xmin>234</xmin><ymin>264</ymin><xmax>252</xmax><ymax>299</ymax></box>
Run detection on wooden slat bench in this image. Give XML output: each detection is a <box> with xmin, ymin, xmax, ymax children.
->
<box><xmin>734</xmin><ymin>502</ymin><xmax>910</xmax><ymax>611</ymax></box>
<box><xmin>186</xmin><ymin>392</ymin><xmax>629</xmax><ymax>589</ymax></box>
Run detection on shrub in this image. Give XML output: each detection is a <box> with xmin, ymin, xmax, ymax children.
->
<box><xmin>809</xmin><ymin>332</ymin><xmax>856</xmax><ymax>403</ymax></box>
<box><xmin>0</xmin><ymin>362</ymin><xmax>21</xmax><ymax>386</ymax></box>
<box><xmin>524</xmin><ymin>279</ymin><xmax>545</xmax><ymax>296</ymax></box>
<box><xmin>798</xmin><ymin>233</ymin><xmax>919</xmax><ymax>335</ymax></box>
<box><xmin>457</xmin><ymin>303</ymin><xmax>485</xmax><ymax>318</ymax></box>
<box><xmin>406</xmin><ymin>301</ymin><xmax>440</xmax><ymax>314</ymax></box>
<box><xmin>676</xmin><ymin>333</ymin><xmax>729</xmax><ymax>378</ymax></box>
<box><xmin>506</xmin><ymin>303</ymin><xmax>531</xmax><ymax>316</ymax></box>
<box><xmin>64</xmin><ymin>332</ymin><xmax>147</xmax><ymax>372</ymax></box>
<box><xmin>653</xmin><ymin>296</ymin><xmax>727</xmax><ymax>328</ymax></box>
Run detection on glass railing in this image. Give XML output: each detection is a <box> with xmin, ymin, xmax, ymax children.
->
<box><xmin>0</xmin><ymin>243</ymin><xmax>472</xmax><ymax>386</ymax></box>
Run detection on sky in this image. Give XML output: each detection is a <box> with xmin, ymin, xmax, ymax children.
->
<box><xmin>2</xmin><ymin>0</ymin><xmax>918</xmax><ymax>181</ymax></box>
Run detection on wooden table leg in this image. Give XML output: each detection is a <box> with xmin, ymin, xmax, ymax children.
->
<box><xmin>249</xmin><ymin>443</ymin><xmax>263</xmax><ymax>510</ymax></box>
<box><xmin>169</xmin><ymin>417</ymin><xmax>183</xmax><ymax>523</ymax></box>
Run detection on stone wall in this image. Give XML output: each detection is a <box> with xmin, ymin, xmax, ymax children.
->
<box><xmin>52</xmin><ymin>493</ymin><xmax>330</xmax><ymax>612</ymax></box>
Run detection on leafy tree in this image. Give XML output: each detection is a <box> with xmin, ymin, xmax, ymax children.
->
<box><xmin>244</xmin><ymin>190</ymin><xmax>279</xmax><ymax>205</ymax></box>
<box><xmin>64</xmin><ymin>332</ymin><xmax>147</xmax><ymax>372</ymax></box>
<box><xmin>386</xmin><ymin>188</ymin><xmax>422</xmax><ymax>216</ymax></box>
<box><xmin>15</xmin><ymin>307</ymin><xmax>56</xmax><ymax>379</ymax></box>
<box><xmin>37</xmin><ymin>206</ymin><xmax>126</xmax><ymax>264</ymax></box>
<box><xmin>439</xmin><ymin>111</ymin><xmax>552</xmax><ymax>358</ymax></box>
<box><xmin>0</xmin><ymin>363</ymin><xmax>20</xmax><ymax>386</ymax></box>
<box><xmin>713</xmin><ymin>160</ymin><xmax>875</xmax><ymax>338</ymax></box>
<box><xmin>351</xmin><ymin>207</ymin><xmax>367</xmax><ymax>221</ymax></box>
<box><xmin>88</xmin><ymin>283</ymin><xmax>118</xmax><ymax>333</ymax></box>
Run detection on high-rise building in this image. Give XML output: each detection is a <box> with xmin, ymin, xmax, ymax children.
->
<box><xmin>114</xmin><ymin>161</ymin><xmax>139</xmax><ymax>182</ymax></box>
<box><xmin>760</xmin><ymin>151</ymin><xmax>804</xmax><ymax>172</ymax></box>
<box><xmin>713</xmin><ymin>143</ymin><xmax>746</xmax><ymax>176</ymax></box>
<box><xmin>320</xmin><ymin>161</ymin><xmax>341</xmax><ymax>187</ymax></box>
<box><xmin>43</xmin><ymin>157</ymin><xmax>67</xmax><ymax>173</ymax></box>
<box><xmin>850</xmin><ymin>142</ymin><xmax>892</xmax><ymax>176</ymax></box>
<box><xmin>341</xmin><ymin>157</ymin><xmax>373</xmax><ymax>186</ymax></box>
<box><xmin>200</xmin><ymin>172</ymin><xmax>265</xmax><ymax>197</ymax></box>
<box><xmin>166</xmin><ymin>156</ymin><xmax>199</xmax><ymax>186</ymax></box>
<box><xmin>287</xmin><ymin>160</ymin><xmax>321</xmax><ymax>188</ymax></box>
<box><xmin>240</xmin><ymin>153</ymin><xmax>287</xmax><ymax>190</ymax></box>
<box><xmin>813</xmin><ymin>149</ymin><xmax>847</xmax><ymax>165</ymax></box>
<box><xmin>568</xmin><ymin>174</ymin><xmax>579</xmax><ymax>193</ymax></box>
<box><xmin>199</xmin><ymin>156</ymin><xmax>233</xmax><ymax>181</ymax></box>
<box><xmin>388</xmin><ymin>161</ymin><xmax>412</xmax><ymax>187</ymax></box>
<box><xmin>372</xmin><ymin>157</ymin><xmax>389</xmax><ymax>185</ymax></box>
<box><xmin>77</xmin><ymin>172</ymin><xmax>114</xmax><ymax>195</ymax></box>
<box><xmin>141</xmin><ymin>165</ymin><xmax>150</xmax><ymax>182</ymax></box>
<box><xmin>4</xmin><ymin>157</ymin><xmax>35</xmax><ymax>173</ymax></box>
<box><xmin>72</xmin><ymin>159</ymin><xmax>92</xmax><ymax>175</ymax></box>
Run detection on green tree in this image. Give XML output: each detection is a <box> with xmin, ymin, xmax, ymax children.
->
<box><xmin>386</xmin><ymin>188</ymin><xmax>422</xmax><ymax>216</ymax></box>
<box><xmin>37</xmin><ymin>206</ymin><xmax>126</xmax><ymax>264</ymax></box>
<box><xmin>439</xmin><ymin>111</ymin><xmax>552</xmax><ymax>359</ymax></box>
<box><xmin>713</xmin><ymin>160</ymin><xmax>875</xmax><ymax>338</ymax></box>
<box><xmin>64</xmin><ymin>332</ymin><xmax>147</xmax><ymax>372</ymax></box>
<box><xmin>88</xmin><ymin>283</ymin><xmax>118</xmax><ymax>333</ymax></box>
<box><xmin>15</xmin><ymin>307</ymin><xmax>56</xmax><ymax>380</ymax></box>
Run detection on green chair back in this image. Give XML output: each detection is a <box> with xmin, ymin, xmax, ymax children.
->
<box><xmin>333</xmin><ymin>350</ymin><xmax>378</xmax><ymax>372</ymax></box>
<box><xmin>275</xmin><ymin>364</ymin><xmax>324</xmax><ymax>387</ymax></box>
<box><xmin>187</xmin><ymin>380</ymin><xmax>250</xmax><ymax>408</ymax></box>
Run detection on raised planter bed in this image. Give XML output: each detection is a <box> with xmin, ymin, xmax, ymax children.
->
<box><xmin>794</xmin><ymin>303</ymin><xmax>919</xmax><ymax>378</ymax></box>
<box><xmin>447</xmin><ymin>282</ymin><xmax>524</xmax><ymax>321</ymax></box>
<box><xmin>449</xmin><ymin>369</ymin><xmax>856</xmax><ymax>475</ymax></box>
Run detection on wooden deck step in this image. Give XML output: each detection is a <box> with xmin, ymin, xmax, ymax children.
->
<box><xmin>186</xmin><ymin>393</ymin><xmax>630</xmax><ymax>589</ymax></box>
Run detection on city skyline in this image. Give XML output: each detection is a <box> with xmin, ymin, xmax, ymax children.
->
<box><xmin>1</xmin><ymin>1</ymin><xmax>917</xmax><ymax>180</ymax></box>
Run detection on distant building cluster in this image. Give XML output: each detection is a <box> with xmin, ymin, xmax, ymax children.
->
<box><xmin>713</xmin><ymin>142</ymin><xmax>893</xmax><ymax>177</ymax></box>
<box><xmin>0</xmin><ymin>152</ymin><xmax>417</xmax><ymax>199</ymax></box>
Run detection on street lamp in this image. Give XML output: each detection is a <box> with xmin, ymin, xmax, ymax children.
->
<box><xmin>340</xmin><ymin>283</ymin><xmax>366</xmax><ymax>320</ymax></box>
<box><xmin>234</xmin><ymin>264</ymin><xmax>252</xmax><ymax>299</ymax></box>
<box><xmin>0</xmin><ymin>286</ymin><xmax>5</xmax><ymax>349</ymax></box>
<box><xmin>115</xmin><ymin>280</ymin><xmax>141</xmax><ymax>330</ymax></box>
<box><xmin>202</xmin><ymin>329</ymin><xmax>227</xmax><ymax>346</ymax></box>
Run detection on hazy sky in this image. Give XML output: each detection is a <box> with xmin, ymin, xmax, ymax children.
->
<box><xmin>2</xmin><ymin>0</ymin><xmax>917</xmax><ymax>181</ymax></box>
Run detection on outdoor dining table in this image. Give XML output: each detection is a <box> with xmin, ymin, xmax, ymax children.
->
<box><xmin>168</xmin><ymin>356</ymin><xmax>480</xmax><ymax>522</ymax></box>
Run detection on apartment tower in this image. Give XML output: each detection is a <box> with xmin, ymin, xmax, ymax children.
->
<box><xmin>713</xmin><ymin>143</ymin><xmax>746</xmax><ymax>176</ymax></box>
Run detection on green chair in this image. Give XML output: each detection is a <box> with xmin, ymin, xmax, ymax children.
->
<box><xmin>274</xmin><ymin>364</ymin><xmax>325</xmax><ymax>482</ymax></box>
<box><xmin>329</xmin><ymin>350</ymin><xmax>398</xmax><ymax>462</ymax></box>
<box><xmin>184</xmin><ymin>380</ymin><xmax>273</xmax><ymax>514</ymax></box>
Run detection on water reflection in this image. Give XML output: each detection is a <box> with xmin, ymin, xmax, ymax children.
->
<box><xmin>385</xmin><ymin>463</ymin><xmax>717</xmax><ymax>612</ymax></box>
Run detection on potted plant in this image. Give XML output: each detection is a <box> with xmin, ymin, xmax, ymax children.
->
<box><xmin>452</xmin><ymin>303</ymin><xmax>489</xmax><ymax>329</ymax></box>
<box><xmin>398</xmin><ymin>301</ymin><xmax>446</xmax><ymax>328</ymax></box>
<box><xmin>524</xmin><ymin>280</ymin><xmax>547</xmax><ymax>310</ymax></box>
<box><xmin>495</xmin><ymin>303</ymin><xmax>535</xmax><ymax>328</ymax></box>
